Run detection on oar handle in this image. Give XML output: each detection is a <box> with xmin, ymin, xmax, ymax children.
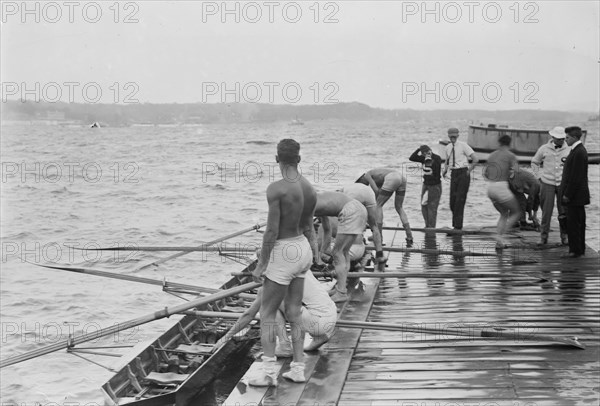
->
<box><xmin>0</xmin><ymin>281</ymin><xmax>260</xmax><ymax>369</ymax></box>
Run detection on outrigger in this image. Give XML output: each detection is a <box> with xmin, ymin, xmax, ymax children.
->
<box><xmin>1</xmin><ymin>223</ymin><xmax>267</xmax><ymax>405</ymax></box>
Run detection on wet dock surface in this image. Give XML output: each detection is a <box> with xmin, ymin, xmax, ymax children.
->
<box><xmin>223</xmin><ymin>226</ymin><xmax>599</xmax><ymax>405</ymax></box>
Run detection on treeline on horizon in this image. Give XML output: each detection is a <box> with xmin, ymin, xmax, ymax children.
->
<box><xmin>2</xmin><ymin>100</ymin><xmax>595</xmax><ymax>127</ymax></box>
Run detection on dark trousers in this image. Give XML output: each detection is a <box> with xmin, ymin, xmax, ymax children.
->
<box><xmin>450</xmin><ymin>168</ymin><xmax>470</xmax><ymax>229</ymax></box>
<box><xmin>566</xmin><ymin>205</ymin><xmax>586</xmax><ymax>255</ymax></box>
<box><xmin>539</xmin><ymin>182</ymin><xmax>566</xmax><ymax>240</ymax></box>
<box><xmin>421</xmin><ymin>183</ymin><xmax>442</xmax><ymax>228</ymax></box>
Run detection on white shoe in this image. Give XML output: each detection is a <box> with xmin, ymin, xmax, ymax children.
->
<box><xmin>330</xmin><ymin>288</ymin><xmax>348</xmax><ymax>303</ymax></box>
<box><xmin>282</xmin><ymin>361</ymin><xmax>306</xmax><ymax>383</ymax></box>
<box><xmin>247</xmin><ymin>356</ymin><xmax>278</xmax><ymax>387</ymax></box>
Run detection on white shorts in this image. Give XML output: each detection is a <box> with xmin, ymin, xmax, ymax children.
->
<box><xmin>338</xmin><ymin>200</ymin><xmax>368</xmax><ymax>235</ymax></box>
<box><xmin>264</xmin><ymin>235</ymin><xmax>312</xmax><ymax>285</ymax></box>
<box><xmin>301</xmin><ymin>306</ymin><xmax>338</xmax><ymax>339</ymax></box>
<box><xmin>381</xmin><ymin>172</ymin><xmax>407</xmax><ymax>193</ymax></box>
<box><xmin>349</xmin><ymin>242</ymin><xmax>365</xmax><ymax>262</ymax></box>
<box><xmin>487</xmin><ymin>181</ymin><xmax>515</xmax><ymax>204</ymax></box>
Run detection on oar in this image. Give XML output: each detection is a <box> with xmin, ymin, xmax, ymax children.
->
<box><xmin>365</xmin><ymin>245</ymin><xmax>496</xmax><ymax>257</ymax></box>
<box><xmin>334</xmin><ymin>319</ymin><xmax>585</xmax><ymax>349</ymax></box>
<box><xmin>132</xmin><ymin>222</ymin><xmax>265</xmax><ymax>271</ymax></box>
<box><xmin>231</xmin><ymin>271</ymin><xmax>541</xmax><ymax>279</ymax></box>
<box><xmin>180</xmin><ymin>311</ymin><xmax>585</xmax><ymax>349</ymax></box>
<box><xmin>78</xmin><ymin>246</ymin><xmax>257</xmax><ymax>252</ymax></box>
<box><xmin>0</xmin><ymin>281</ymin><xmax>261</xmax><ymax>369</ymax></box>
<box><xmin>90</xmin><ymin>244</ymin><xmax>493</xmax><ymax>257</ymax></box>
<box><xmin>380</xmin><ymin>226</ymin><xmax>495</xmax><ymax>235</ymax></box>
<box><xmin>32</xmin><ymin>262</ymin><xmax>257</xmax><ymax>298</ymax></box>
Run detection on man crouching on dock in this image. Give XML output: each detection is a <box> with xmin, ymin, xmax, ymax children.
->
<box><xmin>250</xmin><ymin>138</ymin><xmax>316</xmax><ymax>386</ymax></box>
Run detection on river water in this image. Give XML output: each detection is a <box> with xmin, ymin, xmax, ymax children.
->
<box><xmin>1</xmin><ymin>119</ymin><xmax>598</xmax><ymax>404</ymax></box>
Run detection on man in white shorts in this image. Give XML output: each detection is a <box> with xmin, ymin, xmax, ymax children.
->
<box><xmin>218</xmin><ymin>271</ymin><xmax>337</xmax><ymax>356</ymax></box>
<box><xmin>251</xmin><ymin>139</ymin><xmax>317</xmax><ymax>385</ymax></box>
<box><xmin>356</xmin><ymin>168</ymin><xmax>413</xmax><ymax>243</ymax></box>
<box><xmin>341</xmin><ymin>183</ymin><xmax>385</xmax><ymax>266</ymax></box>
<box><xmin>484</xmin><ymin>134</ymin><xmax>521</xmax><ymax>250</ymax></box>
<box><xmin>310</xmin><ymin>191</ymin><xmax>368</xmax><ymax>302</ymax></box>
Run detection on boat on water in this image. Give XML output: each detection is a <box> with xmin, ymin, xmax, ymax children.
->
<box><xmin>101</xmin><ymin>265</ymin><xmax>260</xmax><ymax>405</ymax></box>
<box><xmin>439</xmin><ymin>124</ymin><xmax>600</xmax><ymax>164</ymax></box>
<box><xmin>289</xmin><ymin>117</ymin><xmax>304</xmax><ymax>126</ymax></box>
<box><xmin>0</xmin><ymin>225</ymin><xmax>266</xmax><ymax>405</ymax></box>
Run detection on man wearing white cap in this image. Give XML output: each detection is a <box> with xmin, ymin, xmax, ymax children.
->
<box><xmin>531</xmin><ymin>126</ymin><xmax>570</xmax><ymax>245</ymax></box>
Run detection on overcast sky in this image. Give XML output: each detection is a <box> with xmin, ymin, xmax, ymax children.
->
<box><xmin>2</xmin><ymin>1</ymin><xmax>598</xmax><ymax>110</ymax></box>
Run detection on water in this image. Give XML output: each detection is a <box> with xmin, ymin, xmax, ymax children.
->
<box><xmin>1</xmin><ymin>119</ymin><xmax>598</xmax><ymax>404</ymax></box>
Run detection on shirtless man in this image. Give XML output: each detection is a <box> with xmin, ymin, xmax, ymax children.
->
<box><xmin>312</xmin><ymin>191</ymin><xmax>368</xmax><ymax>303</ymax></box>
<box><xmin>356</xmin><ymin>168</ymin><xmax>413</xmax><ymax>243</ymax></box>
<box><xmin>341</xmin><ymin>183</ymin><xmax>385</xmax><ymax>267</ymax></box>
<box><xmin>250</xmin><ymin>139</ymin><xmax>316</xmax><ymax>386</ymax></box>
<box><xmin>484</xmin><ymin>134</ymin><xmax>521</xmax><ymax>250</ymax></box>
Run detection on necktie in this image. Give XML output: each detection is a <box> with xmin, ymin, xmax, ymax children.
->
<box><xmin>451</xmin><ymin>144</ymin><xmax>456</xmax><ymax>168</ymax></box>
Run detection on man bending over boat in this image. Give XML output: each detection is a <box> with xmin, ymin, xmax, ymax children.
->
<box><xmin>311</xmin><ymin>191</ymin><xmax>368</xmax><ymax>303</ymax></box>
<box><xmin>250</xmin><ymin>138</ymin><xmax>317</xmax><ymax>385</ymax></box>
<box><xmin>341</xmin><ymin>182</ymin><xmax>385</xmax><ymax>268</ymax></box>
<box><xmin>508</xmin><ymin>167</ymin><xmax>541</xmax><ymax>230</ymax></box>
<box><xmin>356</xmin><ymin>168</ymin><xmax>413</xmax><ymax>243</ymax></box>
<box><xmin>217</xmin><ymin>271</ymin><xmax>337</xmax><ymax>355</ymax></box>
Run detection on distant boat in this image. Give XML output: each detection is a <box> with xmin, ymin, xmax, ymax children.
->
<box><xmin>289</xmin><ymin>117</ymin><xmax>304</xmax><ymax>126</ymax></box>
<box><xmin>439</xmin><ymin>124</ymin><xmax>599</xmax><ymax>164</ymax></box>
<box><xmin>89</xmin><ymin>122</ymin><xmax>101</xmax><ymax>128</ymax></box>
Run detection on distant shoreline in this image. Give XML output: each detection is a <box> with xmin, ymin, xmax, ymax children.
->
<box><xmin>2</xmin><ymin>100</ymin><xmax>598</xmax><ymax>128</ymax></box>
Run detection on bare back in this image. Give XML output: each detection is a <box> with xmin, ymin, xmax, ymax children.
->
<box><xmin>268</xmin><ymin>175</ymin><xmax>316</xmax><ymax>240</ymax></box>
<box><xmin>314</xmin><ymin>191</ymin><xmax>353</xmax><ymax>217</ymax></box>
<box><xmin>357</xmin><ymin>168</ymin><xmax>394</xmax><ymax>187</ymax></box>
<box><xmin>366</xmin><ymin>168</ymin><xmax>395</xmax><ymax>186</ymax></box>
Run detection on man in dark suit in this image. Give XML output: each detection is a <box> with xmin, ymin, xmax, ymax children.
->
<box><xmin>561</xmin><ymin>126</ymin><xmax>590</xmax><ymax>258</ymax></box>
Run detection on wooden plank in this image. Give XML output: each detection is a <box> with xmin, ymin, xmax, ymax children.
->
<box><xmin>335</xmin><ymin>401</ymin><xmax>568</xmax><ymax>406</ymax></box>
<box><xmin>221</xmin><ymin>358</ymin><xmax>286</xmax><ymax>406</ymax></box>
<box><xmin>339</xmin><ymin>387</ymin><xmax>519</xmax><ymax>400</ymax></box>
<box><xmin>338</xmin><ymin>377</ymin><xmax>600</xmax><ymax>389</ymax></box>
<box><xmin>347</xmin><ymin>369</ymin><xmax>600</xmax><ymax>382</ymax></box>
<box><xmin>346</xmin><ymin>360</ymin><xmax>599</xmax><ymax>372</ymax></box>
<box><xmin>296</xmin><ymin>349</ymin><xmax>354</xmax><ymax>406</ymax></box>
<box><xmin>258</xmin><ymin>351</ymin><xmax>320</xmax><ymax>406</ymax></box>
<box><xmin>357</xmin><ymin>337</ymin><xmax>600</xmax><ymax>347</ymax></box>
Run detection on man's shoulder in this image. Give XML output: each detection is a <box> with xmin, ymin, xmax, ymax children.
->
<box><xmin>536</xmin><ymin>143</ymin><xmax>550</xmax><ymax>153</ymax></box>
<box><xmin>458</xmin><ymin>140</ymin><xmax>474</xmax><ymax>152</ymax></box>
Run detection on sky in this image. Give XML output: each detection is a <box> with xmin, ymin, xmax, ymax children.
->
<box><xmin>1</xmin><ymin>0</ymin><xmax>599</xmax><ymax>111</ymax></box>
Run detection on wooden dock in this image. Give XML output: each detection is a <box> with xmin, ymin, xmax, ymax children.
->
<box><xmin>222</xmin><ymin>226</ymin><xmax>599</xmax><ymax>405</ymax></box>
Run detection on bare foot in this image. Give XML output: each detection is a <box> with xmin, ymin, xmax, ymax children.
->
<box><xmin>304</xmin><ymin>335</ymin><xmax>330</xmax><ymax>352</ymax></box>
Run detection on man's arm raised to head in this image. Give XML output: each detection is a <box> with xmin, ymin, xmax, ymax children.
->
<box><xmin>254</xmin><ymin>183</ymin><xmax>281</xmax><ymax>277</ymax></box>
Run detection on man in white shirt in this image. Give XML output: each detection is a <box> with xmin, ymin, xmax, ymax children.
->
<box><xmin>531</xmin><ymin>126</ymin><xmax>570</xmax><ymax>245</ymax></box>
<box><xmin>441</xmin><ymin>128</ymin><xmax>478</xmax><ymax>230</ymax></box>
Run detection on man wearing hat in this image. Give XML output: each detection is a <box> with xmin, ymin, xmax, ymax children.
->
<box><xmin>531</xmin><ymin>126</ymin><xmax>570</xmax><ymax>245</ymax></box>
<box><xmin>441</xmin><ymin>128</ymin><xmax>478</xmax><ymax>230</ymax></box>
<box><xmin>560</xmin><ymin>126</ymin><xmax>590</xmax><ymax>258</ymax></box>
